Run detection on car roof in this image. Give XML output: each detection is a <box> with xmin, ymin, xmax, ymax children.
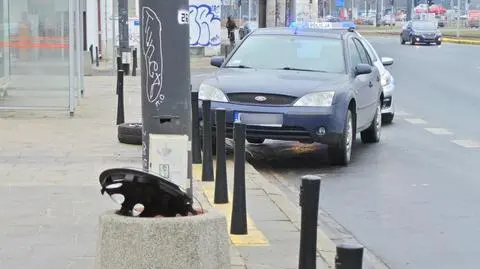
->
<box><xmin>250</xmin><ymin>27</ymin><xmax>357</xmax><ymax>40</ymax></box>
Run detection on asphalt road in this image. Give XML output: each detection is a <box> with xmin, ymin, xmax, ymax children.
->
<box><xmin>248</xmin><ymin>37</ymin><xmax>480</xmax><ymax>269</ymax></box>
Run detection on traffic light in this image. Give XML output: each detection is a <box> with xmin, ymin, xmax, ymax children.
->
<box><xmin>427</xmin><ymin>0</ymin><xmax>433</xmax><ymax>6</ymax></box>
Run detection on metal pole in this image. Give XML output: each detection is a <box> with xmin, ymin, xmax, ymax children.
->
<box><xmin>456</xmin><ymin>0</ymin><xmax>460</xmax><ymax>38</ymax></box>
<box><xmin>132</xmin><ymin>48</ymin><xmax>137</xmax><ymax>76</ymax></box>
<box><xmin>231</xmin><ymin>122</ymin><xmax>247</xmax><ymax>235</ymax></box>
<box><xmin>406</xmin><ymin>0</ymin><xmax>412</xmax><ymax>21</ymax></box>
<box><xmin>116</xmin><ymin>70</ymin><xmax>125</xmax><ymax>125</ymax></box>
<box><xmin>139</xmin><ymin>0</ymin><xmax>192</xmax><ymax>194</ymax></box>
<box><xmin>214</xmin><ymin>109</ymin><xmax>228</xmax><ymax>204</ymax></box>
<box><xmin>201</xmin><ymin>100</ymin><xmax>214</xmax><ymax>182</ymax></box>
<box><xmin>95</xmin><ymin>46</ymin><xmax>99</xmax><ymax>66</ymax></box>
<box><xmin>298</xmin><ymin>175</ymin><xmax>321</xmax><ymax>269</ymax></box>
<box><xmin>335</xmin><ymin>243</ymin><xmax>364</xmax><ymax>269</ymax></box>
<box><xmin>118</xmin><ymin>0</ymin><xmax>130</xmax><ymax>53</ymax></box>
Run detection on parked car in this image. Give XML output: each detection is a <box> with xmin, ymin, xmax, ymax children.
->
<box><xmin>199</xmin><ymin>22</ymin><xmax>392</xmax><ymax>165</ymax></box>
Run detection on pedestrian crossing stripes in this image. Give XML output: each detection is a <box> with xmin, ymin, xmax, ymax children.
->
<box><xmin>424</xmin><ymin>128</ymin><xmax>453</xmax><ymax>135</ymax></box>
<box><xmin>451</xmin><ymin>140</ymin><xmax>480</xmax><ymax>149</ymax></box>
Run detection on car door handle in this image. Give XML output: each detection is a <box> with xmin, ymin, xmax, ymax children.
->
<box><xmin>368</xmin><ymin>81</ymin><xmax>373</xmax><ymax>88</ymax></box>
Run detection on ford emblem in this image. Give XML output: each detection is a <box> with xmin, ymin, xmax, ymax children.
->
<box><xmin>254</xmin><ymin>96</ymin><xmax>267</xmax><ymax>102</ymax></box>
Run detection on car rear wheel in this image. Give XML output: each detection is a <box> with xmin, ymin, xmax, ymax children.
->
<box><xmin>247</xmin><ymin>138</ymin><xmax>265</xmax><ymax>144</ymax></box>
<box><xmin>382</xmin><ymin>113</ymin><xmax>394</xmax><ymax>124</ymax></box>
<box><xmin>328</xmin><ymin>109</ymin><xmax>354</xmax><ymax>166</ymax></box>
<box><xmin>361</xmin><ymin>102</ymin><xmax>382</xmax><ymax>143</ymax></box>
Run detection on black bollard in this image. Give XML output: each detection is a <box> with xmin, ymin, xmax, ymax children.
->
<box><xmin>298</xmin><ymin>175</ymin><xmax>321</xmax><ymax>269</ymax></box>
<box><xmin>191</xmin><ymin>92</ymin><xmax>202</xmax><ymax>164</ymax></box>
<box><xmin>132</xmin><ymin>48</ymin><xmax>137</xmax><ymax>76</ymax></box>
<box><xmin>231</xmin><ymin>122</ymin><xmax>247</xmax><ymax>235</ymax></box>
<box><xmin>214</xmin><ymin>109</ymin><xmax>228</xmax><ymax>204</ymax></box>
<box><xmin>95</xmin><ymin>46</ymin><xmax>99</xmax><ymax>67</ymax></box>
<box><xmin>201</xmin><ymin>100</ymin><xmax>214</xmax><ymax>182</ymax></box>
<box><xmin>116</xmin><ymin>56</ymin><xmax>122</xmax><ymax>71</ymax></box>
<box><xmin>89</xmin><ymin>45</ymin><xmax>94</xmax><ymax>64</ymax></box>
<box><xmin>116</xmin><ymin>70</ymin><xmax>125</xmax><ymax>125</ymax></box>
<box><xmin>335</xmin><ymin>243</ymin><xmax>364</xmax><ymax>269</ymax></box>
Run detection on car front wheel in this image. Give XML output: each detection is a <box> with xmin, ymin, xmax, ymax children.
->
<box><xmin>328</xmin><ymin>109</ymin><xmax>354</xmax><ymax>166</ymax></box>
<box><xmin>361</xmin><ymin>102</ymin><xmax>382</xmax><ymax>143</ymax></box>
<box><xmin>382</xmin><ymin>113</ymin><xmax>394</xmax><ymax>124</ymax></box>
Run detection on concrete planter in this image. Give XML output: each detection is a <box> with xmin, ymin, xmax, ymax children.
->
<box><xmin>95</xmin><ymin>209</ymin><xmax>230</xmax><ymax>269</ymax></box>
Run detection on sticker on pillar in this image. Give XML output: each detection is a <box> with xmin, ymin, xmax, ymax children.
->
<box><xmin>178</xmin><ymin>10</ymin><xmax>189</xmax><ymax>24</ymax></box>
<box><xmin>142</xmin><ymin>7</ymin><xmax>165</xmax><ymax>107</ymax></box>
<box><xmin>158</xmin><ymin>164</ymin><xmax>170</xmax><ymax>178</ymax></box>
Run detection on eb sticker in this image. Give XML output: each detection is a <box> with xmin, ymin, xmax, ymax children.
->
<box><xmin>177</xmin><ymin>10</ymin><xmax>189</xmax><ymax>24</ymax></box>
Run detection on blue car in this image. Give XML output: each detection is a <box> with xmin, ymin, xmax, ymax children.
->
<box><xmin>198</xmin><ymin>23</ymin><xmax>383</xmax><ymax>165</ymax></box>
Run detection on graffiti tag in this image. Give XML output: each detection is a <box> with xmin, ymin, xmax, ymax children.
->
<box><xmin>189</xmin><ymin>4</ymin><xmax>221</xmax><ymax>47</ymax></box>
<box><xmin>142</xmin><ymin>7</ymin><xmax>164</xmax><ymax>106</ymax></box>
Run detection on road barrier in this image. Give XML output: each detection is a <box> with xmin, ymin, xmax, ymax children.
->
<box><xmin>201</xmin><ymin>100</ymin><xmax>214</xmax><ymax>182</ymax></box>
<box><xmin>214</xmin><ymin>108</ymin><xmax>229</xmax><ymax>204</ymax></box>
<box><xmin>191</xmin><ymin>92</ymin><xmax>202</xmax><ymax>164</ymax></box>
<box><xmin>191</xmin><ymin>103</ymin><xmax>367</xmax><ymax>266</ymax></box>
<box><xmin>116</xmin><ymin>56</ymin><xmax>122</xmax><ymax>71</ymax></box>
<box><xmin>231</xmin><ymin>122</ymin><xmax>248</xmax><ymax>235</ymax></box>
<box><xmin>298</xmin><ymin>175</ymin><xmax>321</xmax><ymax>269</ymax></box>
<box><xmin>132</xmin><ymin>48</ymin><xmax>138</xmax><ymax>76</ymax></box>
<box><xmin>95</xmin><ymin>46</ymin><xmax>99</xmax><ymax>67</ymax></box>
<box><xmin>116</xmin><ymin>70</ymin><xmax>125</xmax><ymax>125</ymax></box>
<box><xmin>335</xmin><ymin>243</ymin><xmax>364</xmax><ymax>269</ymax></box>
<box><xmin>89</xmin><ymin>44</ymin><xmax>94</xmax><ymax>64</ymax></box>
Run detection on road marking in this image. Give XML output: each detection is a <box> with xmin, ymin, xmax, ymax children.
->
<box><xmin>424</xmin><ymin>128</ymin><xmax>453</xmax><ymax>135</ymax></box>
<box><xmin>395</xmin><ymin>110</ymin><xmax>410</xmax><ymax>116</ymax></box>
<box><xmin>404</xmin><ymin>118</ymin><xmax>428</xmax><ymax>124</ymax></box>
<box><xmin>192</xmin><ymin>164</ymin><xmax>270</xmax><ymax>247</ymax></box>
<box><xmin>451</xmin><ymin>140</ymin><xmax>480</xmax><ymax>148</ymax></box>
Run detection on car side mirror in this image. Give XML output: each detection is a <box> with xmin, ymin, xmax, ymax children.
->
<box><xmin>210</xmin><ymin>56</ymin><xmax>225</xmax><ymax>68</ymax></box>
<box><xmin>353</xmin><ymin>64</ymin><xmax>372</xmax><ymax>76</ymax></box>
<box><xmin>380</xmin><ymin>57</ymin><xmax>394</xmax><ymax>66</ymax></box>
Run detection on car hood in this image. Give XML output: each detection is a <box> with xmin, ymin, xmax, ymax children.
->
<box><xmin>200</xmin><ymin>68</ymin><xmax>348</xmax><ymax>97</ymax></box>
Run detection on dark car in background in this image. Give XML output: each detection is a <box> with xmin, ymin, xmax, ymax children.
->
<box><xmin>400</xmin><ymin>20</ymin><xmax>443</xmax><ymax>45</ymax></box>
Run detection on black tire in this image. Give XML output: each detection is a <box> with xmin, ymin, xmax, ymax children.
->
<box><xmin>436</xmin><ymin>41</ymin><xmax>441</xmax><ymax>45</ymax></box>
<box><xmin>361</xmin><ymin>102</ymin><xmax>382</xmax><ymax>143</ymax></box>
<box><xmin>118</xmin><ymin>122</ymin><xmax>142</xmax><ymax>145</ymax></box>
<box><xmin>410</xmin><ymin>36</ymin><xmax>416</xmax><ymax>45</ymax></box>
<box><xmin>382</xmin><ymin>113</ymin><xmax>394</xmax><ymax>124</ymax></box>
<box><xmin>328</xmin><ymin>109</ymin><xmax>354</xmax><ymax>166</ymax></box>
<box><xmin>247</xmin><ymin>138</ymin><xmax>265</xmax><ymax>144</ymax></box>
<box><xmin>400</xmin><ymin>35</ymin><xmax>405</xmax><ymax>44</ymax></box>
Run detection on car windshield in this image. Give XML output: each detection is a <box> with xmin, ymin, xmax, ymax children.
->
<box><xmin>412</xmin><ymin>21</ymin><xmax>437</xmax><ymax>30</ymax></box>
<box><xmin>224</xmin><ymin>34</ymin><xmax>345</xmax><ymax>73</ymax></box>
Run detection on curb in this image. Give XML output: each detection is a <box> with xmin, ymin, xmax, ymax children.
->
<box><xmin>359</xmin><ymin>31</ymin><xmax>480</xmax><ymax>45</ymax></box>
<box><xmin>242</xmin><ymin>161</ymin><xmax>391</xmax><ymax>269</ymax></box>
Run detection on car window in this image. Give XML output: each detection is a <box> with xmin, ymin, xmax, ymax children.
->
<box><xmin>412</xmin><ymin>21</ymin><xmax>437</xmax><ymax>30</ymax></box>
<box><xmin>352</xmin><ymin>38</ymin><xmax>372</xmax><ymax>65</ymax></box>
<box><xmin>347</xmin><ymin>38</ymin><xmax>362</xmax><ymax>68</ymax></box>
<box><xmin>224</xmin><ymin>34</ymin><xmax>346</xmax><ymax>73</ymax></box>
<box><xmin>359</xmin><ymin>38</ymin><xmax>378</xmax><ymax>62</ymax></box>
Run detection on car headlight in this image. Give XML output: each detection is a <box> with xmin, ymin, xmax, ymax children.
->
<box><xmin>293</xmin><ymin>91</ymin><xmax>335</xmax><ymax>107</ymax></box>
<box><xmin>381</xmin><ymin>74</ymin><xmax>391</xmax><ymax>87</ymax></box>
<box><xmin>198</xmin><ymin>84</ymin><xmax>228</xmax><ymax>102</ymax></box>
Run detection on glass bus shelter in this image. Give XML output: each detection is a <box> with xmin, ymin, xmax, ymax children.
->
<box><xmin>0</xmin><ymin>0</ymin><xmax>84</xmax><ymax>115</ymax></box>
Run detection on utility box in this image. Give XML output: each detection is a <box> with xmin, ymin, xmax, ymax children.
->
<box><xmin>149</xmin><ymin>134</ymin><xmax>189</xmax><ymax>190</ymax></box>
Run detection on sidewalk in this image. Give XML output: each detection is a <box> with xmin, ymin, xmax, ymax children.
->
<box><xmin>0</xmin><ymin>67</ymin><xmax>330</xmax><ymax>269</ymax></box>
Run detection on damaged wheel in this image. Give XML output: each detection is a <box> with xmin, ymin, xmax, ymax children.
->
<box><xmin>118</xmin><ymin>122</ymin><xmax>142</xmax><ymax>145</ymax></box>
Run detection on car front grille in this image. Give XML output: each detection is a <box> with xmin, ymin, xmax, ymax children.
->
<box><xmin>227</xmin><ymin>93</ymin><xmax>297</xmax><ymax>105</ymax></box>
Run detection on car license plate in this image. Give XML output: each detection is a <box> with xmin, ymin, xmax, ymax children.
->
<box><xmin>234</xmin><ymin>112</ymin><xmax>283</xmax><ymax>127</ymax></box>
